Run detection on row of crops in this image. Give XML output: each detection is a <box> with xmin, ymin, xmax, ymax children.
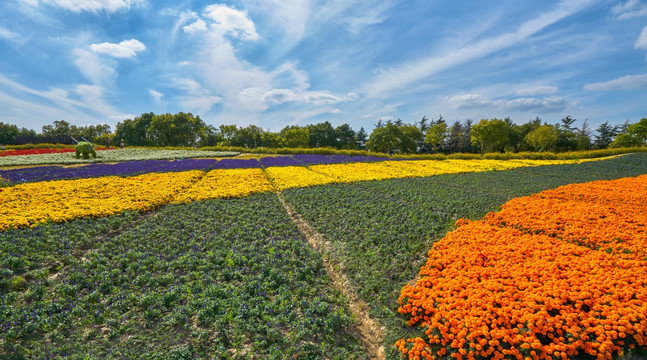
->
<box><xmin>0</xmin><ymin>158</ymin><xmax>586</xmax><ymax>231</ymax></box>
<box><xmin>1</xmin><ymin>152</ymin><xmax>647</xmax><ymax>358</ymax></box>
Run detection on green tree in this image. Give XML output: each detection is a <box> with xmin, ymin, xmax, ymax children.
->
<box><xmin>280</xmin><ymin>126</ymin><xmax>310</xmax><ymax>148</ymax></box>
<box><xmin>218</xmin><ymin>125</ymin><xmax>238</xmax><ymax>146</ymax></box>
<box><xmin>628</xmin><ymin>118</ymin><xmax>647</xmax><ymax>145</ymax></box>
<box><xmin>398</xmin><ymin>125</ymin><xmax>422</xmax><ymax>153</ymax></box>
<box><xmin>356</xmin><ymin>127</ymin><xmax>368</xmax><ymax>149</ymax></box>
<box><xmin>609</xmin><ymin>133</ymin><xmax>641</xmax><ymax>148</ymax></box>
<box><xmin>470</xmin><ymin>118</ymin><xmax>512</xmax><ymax>153</ymax></box>
<box><xmin>147</xmin><ymin>112</ymin><xmax>207</xmax><ymax>147</ymax></box>
<box><xmin>334</xmin><ymin>124</ymin><xmax>357</xmax><ymax>149</ymax></box>
<box><xmin>366</xmin><ymin>122</ymin><xmax>401</xmax><ymax>153</ymax></box>
<box><xmin>233</xmin><ymin>125</ymin><xmax>264</xmax><ymax>148</ymax></box>
<box><xmin>199</xmin><ymin>125</ymin><xmax>223</xmax><ymax>147</ymax></box>
<box><xmin>115</xmin><ymin>113</ymin><xmax>154</xmax><ymax>146</ymax></box>
<box><xmin>594</xmin><ymin>121</ymin><xmax>617</xmax><ymax>149</ymax></box>
<box><xmin>424</xmin><ymin>122</ymin><xmax>448</xmax><ymax>153</ymax></box>
<box><xmin>260</xmin><ymin>132</ymin><xmax>283</xmax><ymax>148</ymax></box>
<box><xmin>41</xmin><ymin>120</ymin><xmax>71</xmax><ymax>137</ymax></box>
<box><xmin>307</xmin><ymin>122</ymin><xmax>336</xmax><ymax>148</ymax></box>
<box><xmin>0</xmin><ymin>122</ymin><xmax>20</xmax><ymax>144</ymax></box>
<box><xmin>525</xmin><ymin>124</ymin><xmax>560</xmax><ymax>152</ymax></box>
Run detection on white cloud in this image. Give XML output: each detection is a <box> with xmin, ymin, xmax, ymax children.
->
<box><xmin>635</xmin><ymin>25</ymin><xmax>647</xmax><ymax>49</ymax></box>
<box><xmin>149</xmin><ymin>89</ymin><xmax>163</xmax><ymax>102</ymax></box>
<box><xmin>343</xmin><ymin>1</ymin><xmax>392</xmax><ymax>34</ymax></box>
<box><xmin>584</xmin><ymin>73</ymin><xmax>647</xmax><ymax>90</ymax></box>
<box><xmin>0</xmin><ymin>27</ymin><xmax>21</xmax><ymax>42</ymax></box>
<box><xmin>24</xmin><ymin>0</ymin><xmax>144</xmax><ymax>13</ymax></box>
<box><xmin>0</xmin><ymin>74</ymin><xmax>121</xmax><ymax>128</ymax></box>
<box><xmin>362</xmin><ymin>0</ymin><xmax>596</xmax><ymax>98</ymax></box>
<box><xmin>243</xmin><ymin>0</ymin><xmax>311</xmax><ymax>45</ymax></box>
<box><xmin>73</xmin><ymin>48</ymin><xmax>116</xmax><ymax>84</ymax></box>
<box><xmin>183</xmin><ymin>19</ymin><xmax>208</xmax><ymax>34</ymax></box>
<box><xmin>515</xmin><ymin>85</ymin><xmax>559</xmax><ymax>96</ymax></box>
<box><xmin>203</xmin><ymin>4</ymin><xmax>258</xmax><ymax>40</ymax></box>
<box><xmin>611</xmin><ymin>0</ymin><xmax>647</xmax><ymax>19</ymax></box>
<box><xmin>446</xmin><ymin>93</ymin><xmax>571</xmax><ymax>113</ymax></box>
<box><xmin>170</xmin><ymin>78</ymin><xmax>223</xmax><ymax>113</ymax></box>
<box><xmin>90</xmin><ymin>39</ymin><xmax>146</xmax><ymax>58</ymax></box>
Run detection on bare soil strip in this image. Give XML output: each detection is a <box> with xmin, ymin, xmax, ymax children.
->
<box><xmin>277</xmin><ymin>192</ymin><xmax>385</xmax><ymax>360</ymax></box>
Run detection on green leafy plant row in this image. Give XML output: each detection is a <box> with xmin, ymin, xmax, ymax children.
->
<box><xmin>1</xmin><ymin>194</ymin><xmax>366</xmax><ymax>359</ymax></box>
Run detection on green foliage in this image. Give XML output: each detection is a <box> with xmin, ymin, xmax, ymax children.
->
<box><xmin>74</xmin><ymin>141</ymin><xmax>97</xmax><ymax>159</ymax></box>
<box><xmin>470</xmin><ymin>118</ymin><xmax>512</xmax><ymax>153</ymax></box>
<box><xmin>281</xmin><ymin>126</ymin><xmax>310</xmax><ymax>148</ymax></box>
<box><xmin>525</xmin><ymin>124</ymin><xmax>560</xmax><ymax>152</ymax></box>
<box><xmin>1</xmin><ymin>195</ymin><xmax>366</xmax><ymax>359</ymax></box>
<box><xmin>628</xmin><ymin>118</ymin><xmax>647</xmax><ymax>145</ymax></box>
<box><xmin>366</xmin><ymin>121</ymin><xmax>422</xmax><ymax>154</ymax></box>
<box><xmin>424</xmin><ymin>122</ymin><xmax>448</xmax><ymax>153</ymax></box>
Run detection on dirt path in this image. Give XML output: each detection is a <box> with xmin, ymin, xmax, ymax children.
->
<box><xmin>277</xmin><ymin>192</ymin><xmax>385</xmax><ymax>360</ymax></box>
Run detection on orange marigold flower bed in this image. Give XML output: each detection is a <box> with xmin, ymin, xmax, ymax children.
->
<box><xmin>397</xmin><ymin>175</ymin><xmax>647</xmax><ymax>360</ymax></box>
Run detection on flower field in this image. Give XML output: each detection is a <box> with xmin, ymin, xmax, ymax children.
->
<box><xmin>0</xmin><ymin>148</ymin><xmax>239</xmax><ymax>166</ymax></box>
<box><xmin>397</xmin><ymin>175</ymin><xmax>647</xmax><ymax>360</ymax></box>
<box><xmin>0</xmin><ymin>157</ymin><xmax>592</xmax><ymax>231</ymax></box>
<box><xmin>1</xmin><ymin>151</ymin><xmax>647</xmax><ymax>359</ymax></box>
<box><xmin>0</xmin><ymin>148</ymin><xmax>112</xmax><ymax>157</ymax></box>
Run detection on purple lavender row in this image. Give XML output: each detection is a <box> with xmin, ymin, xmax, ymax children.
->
<box><xmin>0</xmin><ymin>158</ymin><xmax>219</xmax><ymax>184</ymax></box>
<box><xmin>0</xmin><ymin>155</ymin><xmax>398</xmax><ymax>184</ymax></box>
<box><xmin>259</xmin><ymin>156</ymin><xmax>304</xmax><ymax>167</ymax></box>
<box><xmin>211</xmin><ymin>158</ymin><xmax>261</xmax><ymax>169</ymax></box>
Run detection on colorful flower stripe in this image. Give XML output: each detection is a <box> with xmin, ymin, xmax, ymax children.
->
<box><xmin>264</xmin><ymin>166</ymin><xmax>337</xmax><ymax>191</ymax></box>
<box><xmin>0</xmin><ymin>171</ymin><xmax>204</xmax><ymax>231</ymax></box>
<box><xmin>485</xmin><ymin>175</ymin><xmax>647</xmax><ymax>261</ymax></box>
<box><xmin>0</xmin><ymin>158</ymin><xmax>219</xmax><ymax>183</ymax></box>
<box><xmin>397</xmin><ymin>175</ymin><xmax>647</xmax><ymax>360</ymax></box>
<box><xmin>0</xmin><ymin>158</ymin><xmax>600</xmax><ymax>231</ymax></box>
<box><xmin>172</xmin><ymin>168</ymin><xmax>274</xmax><ymax>203</ymax></box>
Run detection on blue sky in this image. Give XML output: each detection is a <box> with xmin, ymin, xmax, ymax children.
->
<box><xmin>1</xmin><ymin>0</ymin><xmax>646</xmax><ymax>132</ymax></box>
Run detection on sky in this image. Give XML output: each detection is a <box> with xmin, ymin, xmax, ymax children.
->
<box><xmin>0</xmin><ymin>0</ymin><xmax>646</xmax><ymax>133</ymax></box>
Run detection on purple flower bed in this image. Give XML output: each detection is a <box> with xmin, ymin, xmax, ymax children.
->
<box><xmin>211</xmin><ymin>158</ymin><xmax>262</xmax><ymax>169</ymax></box>
<box><xmin>325</xmin><ymin>155</ymin><xmax>353</xmax><ymax>163</ymax></box>
<box><xmin>259</xmin><ymin>156</ymin><xmax>304</xmax><ymax>167</ymax></box>
<box><xmin>0</xmin><ymin>158</ymin><xmax>219</xmax><ymax>184</ymax></box>
<box><xmin>292</xmin><ymin>154</ymin><xmax>342</xmax><ymax>165</ymax></box>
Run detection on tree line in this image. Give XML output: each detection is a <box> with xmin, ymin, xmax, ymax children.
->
<box><xmin>1</xmin><ymin>112</ymin><xmax>646</xmax><ymax>153</ymax></box>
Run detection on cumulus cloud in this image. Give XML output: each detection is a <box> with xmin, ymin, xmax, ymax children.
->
<box><xmin>610</xmin><ymin>0</ymin><xmax>647</xmax><ymax>19</ymax></box>
<box><xmin>23</xmin><ymin>0</ymin><xmax>144</xmax><ymax>13</ymax></box>
<box><xmin>515</xmin><ymin>85</ymin><xmax>559</xmax><ymax>96</ymax></box>
<box><xmin>90</xmin><ymin>39</ymin><xmax>146</xmax><ymax>58</ymax></box>
<box><xmin>446</xmin><ymin>93</ymin><xmax>571</xmax><ymax>113</ymax></box>
<box><xmin>635</xmin><ymin>25</ymin><xmax>647</xmax><ymax>49</ymax></box>
<box><xmin>584</xmin><ymin>73</ymin><xmax>647</xmax><ymax>90</ymax></box>
<box><xmin>203</xmin><ymin>4</ymin><xmax>258</xmax><ymax>40</ymax></box>
<box><xmin>183</xmin><ymin>19</ymin><xmax>208</xmax><ymax>34</ymax></box>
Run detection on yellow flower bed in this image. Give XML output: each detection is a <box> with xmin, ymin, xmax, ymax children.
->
<box><xmin>0</xmin><ymin>170</ymin><xmax>203</xmax><ymax>231</ymax></box>
<box><xmin>173</xmin><ymin>168</ymin><xmax>274</xmax><ymax>203</ymax></box>
<box><xmin>0</xmin><ymin>158</ymin><xmax>600</xmax><ymax>231</ymax></box>
<box><xmin>308</xmin><ymin>159</ymin><xmax>582</xmax><ymax>184</ymax></box>
<box><xmin>264</xmin><ymin>166</ymin><xmax>337</xmax><ymax>191</ymax></box>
